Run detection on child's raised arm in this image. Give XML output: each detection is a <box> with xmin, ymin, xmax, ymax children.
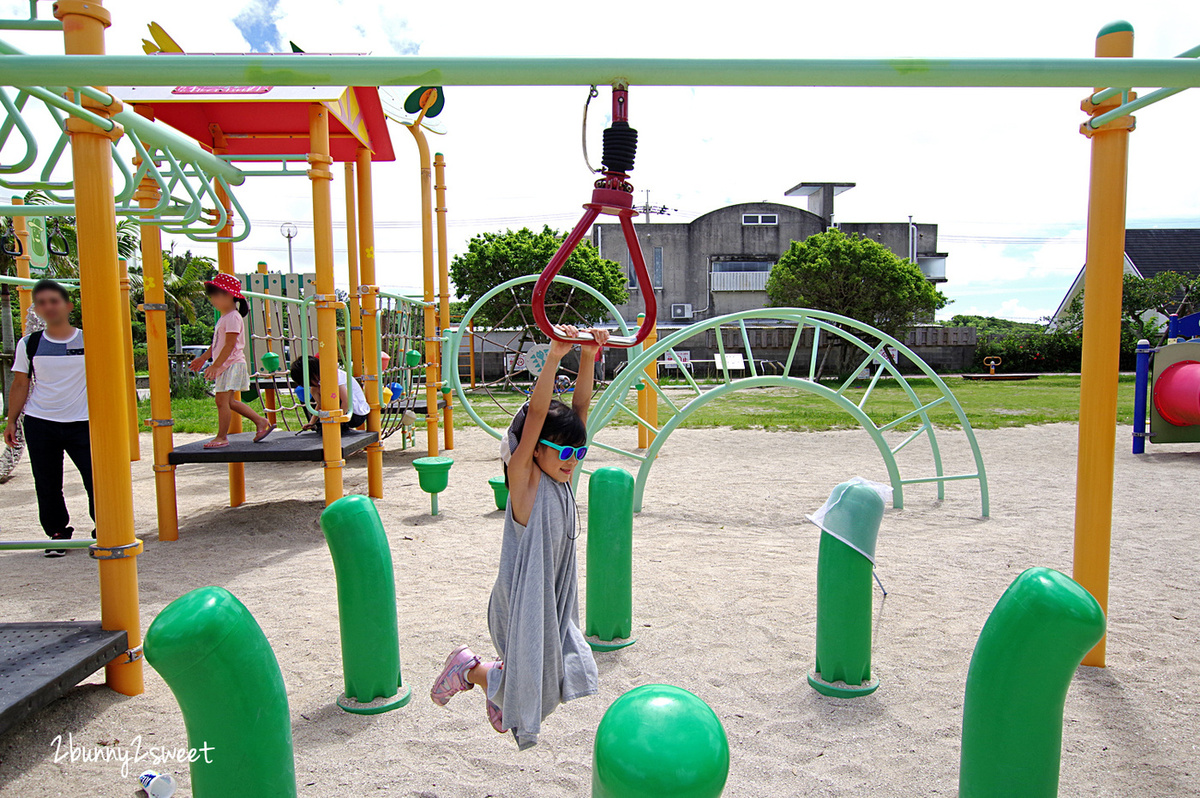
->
<box><xmin>507</xmin><ymin>327</ymin><xmax>581</xmax><ymax>477</ymax></box>
<box><xmin>571</xmin><ymin>328</ymin><xmax>609</xmax><ymax>425</ymax></box>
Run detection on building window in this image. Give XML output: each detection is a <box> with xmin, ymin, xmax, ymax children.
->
<box><xmin>629</xmin><ymin>246</ymin><xmax>664</xmax><ymax>290</ymax></box>
<box><xmin>712</xmin><ymin>260</ymin><xmax>774</xmax><ymax>272</ymax></box>
<box><xmin>742</xmin><ymin>213</ymin><xmax>779</xmax><ymax>226</ymax></box>
<box><xmin>711</xmin><ymin>259</ymin><xmax>773</xmax><ymax>291</ymax></box>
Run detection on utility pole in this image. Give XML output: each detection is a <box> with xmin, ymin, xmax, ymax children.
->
<box><xmin>635</xmin><ymin>190</ymin><xmax>675</xmax><ymax>224</ymax></box>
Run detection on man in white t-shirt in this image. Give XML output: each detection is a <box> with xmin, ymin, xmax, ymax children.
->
<box><xmin>289</xmin><ymin>355</ymin><xmax>370</xmax><ymax>432</ymax></box>
<box><xmin>3</xmin><ymin>280</ymin><xmax>93</xmax><ymax>557</ymax></box>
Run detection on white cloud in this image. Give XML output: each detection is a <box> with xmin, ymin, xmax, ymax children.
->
<box><xmin>1</xmin><ymin>0</ymin><xmax>1198</xmax><ymax>316</ymax></box>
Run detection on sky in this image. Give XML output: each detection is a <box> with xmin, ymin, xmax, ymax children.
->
<box><xmin>3</xmin><ymin>0</ymin><xmax>1200</xmax><ymax>323</ymax></box>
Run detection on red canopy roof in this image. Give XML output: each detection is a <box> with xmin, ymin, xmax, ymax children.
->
<box><xmin>114</xmin><ymin>77</ymin><xmax>397</xmax><ymax>163</ymax></box>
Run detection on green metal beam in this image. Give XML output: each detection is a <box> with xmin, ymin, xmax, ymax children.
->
<box><xmin>4</xmin><ymin>55</ymin><xmax>1200</xmax><ymax>88</ymax></box>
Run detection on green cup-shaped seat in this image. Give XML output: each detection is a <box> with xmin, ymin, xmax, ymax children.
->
<box><xmin>405</xmin><ymin>349</ymin><xmax>422</xmax><ymax>368</ymax></box>
<box><xmin>488</xmin><ymin>476</ymin><xmax>509</xmax><ymax>510</ymax></box>
<box><xmin>261</xmin><ymin>351</ymin><xmax>281</xmax><ymax>373</ymax></box>
<box><xmin>413</xmin><ymin>456</ymin><xmax>453</xmax><ymax>494</ymax></box>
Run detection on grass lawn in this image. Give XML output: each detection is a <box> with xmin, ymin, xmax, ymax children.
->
<box><xmin>0</xmin><ymin>375</ymin><xmax>1124</xmax><ymax>438</ymax></box>
<box><xmin>457</xmin><ymin>374</ymin><xmax>1134</xmax><ymax>434</ymax></box>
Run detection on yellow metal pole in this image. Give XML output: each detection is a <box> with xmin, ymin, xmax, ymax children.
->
<box><xmin>11</xmin><ymin>198</ymin><xmax>31</xmax><ymax>331</ymax></box>
<box><xmin>118</xmin><ymin>258</ymin><xmax>139</xmax><ymax>462</ymax></box>
<box><xmin>434</xmin><ymin>152</ymin><xmax>453</xmax><ymax>450</ymax></box>
<box><xmin>343</xmin><ymin>162</ymin><xmax>364</xmax><ymax>380</ymax></box>
<box><xmin>643</xmin><ymin>319</ymin><xmax>658</xmax><ymax>447</ymax></box>
<box><xmin>309</xmin><ymin>104</ymin><xmax>343</xmax><ymax>506</ymax></box>
<box><xmin>214</xmin><ymin>169</ymin><xmax>244</xmax><ymax>507</ymax></box>
<box><xmin>636</xmin><ymin>312</ymin><xmax>648</xmax><ymax>449</ymax></box>
<box><xmin>134</xmin><ymin>106</ymin><xmax>178</xmax><ymax>542</ymax></box>
<box><xmin>1073</xmin><ymin>21</ymin><xmax>1136</xmax><ymax>668</ymax></box>
<box><xmin>56</xmin><ymin>0</ymin><xmax>142</xmax><ymax>696</ymax></box>
<box><xmin>407</xmin><ymin>117</ymin><xmax>439</xmax><ymax>457</ymax></box>
<box><xmin>256</xmin><ymin>260</ymin><xmax>277</xmax><ymax>426</ymax></box>
<box><xmin>356</xmin><ymin>147</ymin><xmax>383</xmax><ymax>499</ymax></box>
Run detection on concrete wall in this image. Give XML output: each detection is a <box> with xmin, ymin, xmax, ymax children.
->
<box><xmin>837</xmin><ymin>222</ymin><xmax>941</xmax><ymax>259</ymax></box>
<box><xmin>595</xmin><ymin>201</ymin><xmax>824</xmax><ymax>327</ymax></box>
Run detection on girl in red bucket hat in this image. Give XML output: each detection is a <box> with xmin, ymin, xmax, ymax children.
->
<box><xmin>189</xmin><ymin>273</ymin><xmax>275</xmax><ymax>448</ymax></box>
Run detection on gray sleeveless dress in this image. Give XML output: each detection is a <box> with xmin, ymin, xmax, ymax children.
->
<box><xmin>486</xmin><ymin>473</ymin><xmax>599</xmax><ymax>750</ymax></box>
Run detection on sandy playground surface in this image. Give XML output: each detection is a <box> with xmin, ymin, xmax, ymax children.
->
<box><xmin>0</xmin><ymin>421</ymin><xmax>1197</xmax><ymax>797</ymax></box>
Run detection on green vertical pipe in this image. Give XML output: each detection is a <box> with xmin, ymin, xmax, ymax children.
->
<box><xmin>144</xmin><ymin>586</ymin><xmax>297</xmax><ymax>798</ymax></box>
<box><xmin>586</xmin><ymin>467</ymin><xmax>637</xmax><ymax>652</ymax></box>
<box><xmin>319</xmin><ymin>494</ymin><xmax>412</xmax><ymax>714</ymax></box>
<box><xmin>959</xmin><ymin>567</ymin><xmax>1106</xmax><ymax>798</ymax></box>
<box><xmin>807</xmin><ymin>481</ymin><xmax>883</xmax><ymax>697</ymax></box>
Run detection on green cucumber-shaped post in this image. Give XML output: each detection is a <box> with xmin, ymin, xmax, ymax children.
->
<box><xmin>808</xmin><ymin>480</ymin><xmax>884</xmax><ymax>697</ymax></box>
<box><xmin>144</xmin><ymin>586</ymin><xmax>297</xmax><ymax>798</ymax></box>
<box><xmin>586</xmin><ymin>467</ymin><xmax>636</xmax><ymax>652</ymax></box>
<box><xmin>593</xmin><ymin>684</ymin><xmax>729</xmax><ymax>798</ymax></box>
<box><xmin>320</xmin><ymin>494</ymin><xmax>412</xmax><ymax>714</ymax></box>
<box><xmin>959</xmin><ymin>567</ymin><xmax>1105</xmax><ymax>798</ymax></box>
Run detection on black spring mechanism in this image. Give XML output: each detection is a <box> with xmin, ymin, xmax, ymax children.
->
<box><xmin>601</xmin><ymin>120</ymin><xmax>638</xmax><ymax>175</ymax></box>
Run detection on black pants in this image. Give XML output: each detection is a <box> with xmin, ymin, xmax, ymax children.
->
<box><xmin>23</xmin><ymin>415</ymin><xmax>95</xmax><ymax>540</ymax></box>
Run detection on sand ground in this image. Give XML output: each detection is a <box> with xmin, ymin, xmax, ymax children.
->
<box><xmin>0</xmin><ymin>422</ymin><xmax>1197</xmax><ymax>797</ymax></box>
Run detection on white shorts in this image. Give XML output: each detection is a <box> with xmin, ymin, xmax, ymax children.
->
<box><xmin>213</xmin><ymin>361</ymin><xmax>251</xmax><ymax>393</ymax></box>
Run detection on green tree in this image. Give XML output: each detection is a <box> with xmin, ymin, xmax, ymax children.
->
<box><xmin>449</xmin><ymin>226</ymin><xmax>628</xmax><ymax>329</ymax></box>
<box><xmin>767</xmin><ymin>229</ymin><xmax>947</xmax><ymax>340</ymax></box>
<box><xmin>1056</xmin><ymin>271</ymin><xmax>1198</xmax><ymax>342</ymax></box>
<box><xmin>947</xmin><ymin>314</ymin><xmax>1044</xmax><ymax>337</ymax></box>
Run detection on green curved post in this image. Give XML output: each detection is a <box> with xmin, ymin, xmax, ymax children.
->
<box><xmin>586</xmin><ymin>467</ymin><xmax>636</xmax><ymax>652</ymax></box>
<box><xmin>808</xmin><ymin>481</ymin><xmax>884</xmax><ymax>697</ymax></box>
<box><xmin>319</xmin><ymin>494</ymin><xmax>412</xmax><ymax>714</ymax></box>
<box><xmin>959</xmin><ymin>567</ymin><xmax>1106</xmax><ymax>798</ymax></box>
<box><xmin>593</xmin><ymin>684</ymin><xmax>729</xmax><ymax>798</ymax></box>
<box><xmin>144</xmin><ymin>586</ymin><xmax>297</xmax><ymax>798</ymax></box>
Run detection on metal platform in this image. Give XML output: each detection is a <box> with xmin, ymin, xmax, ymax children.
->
<box><xmin>380</xmin><ymin>400</ymin><xmax>445</xmax><ymax>416</ymax></box>
<box><xmin>0</xmin><ymin>622</ymin><xmax>128</xmax><ymax>737</ymax></box>
<box><xmin>169</xmin><ymin>430</ymin><xmax>378</xmax><ymax>465</ymax></box>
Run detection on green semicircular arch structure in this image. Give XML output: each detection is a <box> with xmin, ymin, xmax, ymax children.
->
<box><xmin>442</xmin><ymin>274</ymin><xmax>633</xmax><ymax>440</ymax></box>
<box><xmin>586</xmin><ymin>308</ymin><xmax>989</xmax><ymax>516</ymax></box>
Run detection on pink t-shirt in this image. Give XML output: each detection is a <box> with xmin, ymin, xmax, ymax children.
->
<box><xmin>210</xmin><ymin>311</ymin><xmax>247</xmax><ymax>375</ymax></box>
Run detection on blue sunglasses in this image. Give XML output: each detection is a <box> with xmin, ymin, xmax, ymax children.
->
<box><xmin>539</xmin><ymin>439</ymin><xmax>588</xmax><ymax>461</ymax></box>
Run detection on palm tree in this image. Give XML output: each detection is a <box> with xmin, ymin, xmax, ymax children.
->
<box><xmin>160</xmin><ymin>245</ymin><xmax>214</xmax><ymax>353</ymax></box>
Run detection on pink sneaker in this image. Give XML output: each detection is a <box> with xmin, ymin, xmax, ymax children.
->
<box><xmin>431</xmin><ymin>645</ymin><xmax>480</xmax><ymax>706</ymax></box>
<box><xmin>486</xmin><ymin>661</ymin><xmax>505</xmax><ymax>732</ymax></box>
<box><xmin>487</xmin><ymin>699</ymin><xmax>504</xmax><ymax>732</ymax></box>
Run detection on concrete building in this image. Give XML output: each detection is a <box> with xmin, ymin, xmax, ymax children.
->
<box><xmin>594</xmin><ymin>182</ymin><xmax>948</xmax><ymax>326</ymax></box>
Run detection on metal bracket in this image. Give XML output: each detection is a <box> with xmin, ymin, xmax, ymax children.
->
<box><xmin>1133</xmin><ymin>431</ymin><xmax>1156</xmax><ymax>439</ymax></box>
<box><xmin>146</xmin><ymin>418</ymin><xmax>173</xmax><ymax>427</ymax></box>
<box><xmin>350</xmin><ymin>325</ymin><xmax>363</xmax><ymax>331</ymax></box>
<box><xmin>152</xmin><ymin>464</ymin><xmax>175</xmax><ymax>473</ymax></box>
<box><xmin>319</xmin><ymin>414</ymin><xmax>349</xmax><ymax>424</ymax></box>
<box><xmin>122</xmin><ymin>644</ymin><xmax>144</xmax><ymax>663</ymax></box>
<box><xmin>362</xmin><ymin>375</ymin><xmax>378</xmax><ymax>382</ymax></box>
<box><xmin>140</xmin><ymin>303</ymin><xmax>168</xmax><ymax>311</ymax></box>
<box><xmin>89</xmin><ymin>540</ymin><xmax>144</xmax><ymax>560</ymax></box>
<box><xmin>324</xmin><ymin>459</ymin><xmax>346</xmax><ymax>469</ymax></box>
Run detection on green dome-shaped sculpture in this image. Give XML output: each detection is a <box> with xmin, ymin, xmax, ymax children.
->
<box><xmin>593</xmin><ymin>684</ymin><xmax>729</xmax><ymax>797</ymax></box>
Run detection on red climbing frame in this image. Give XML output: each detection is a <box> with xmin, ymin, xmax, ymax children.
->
<box><xmin>531</xmin><ymin>87</ymin><xmax>656</xmax><ymax>348</ymax></box>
